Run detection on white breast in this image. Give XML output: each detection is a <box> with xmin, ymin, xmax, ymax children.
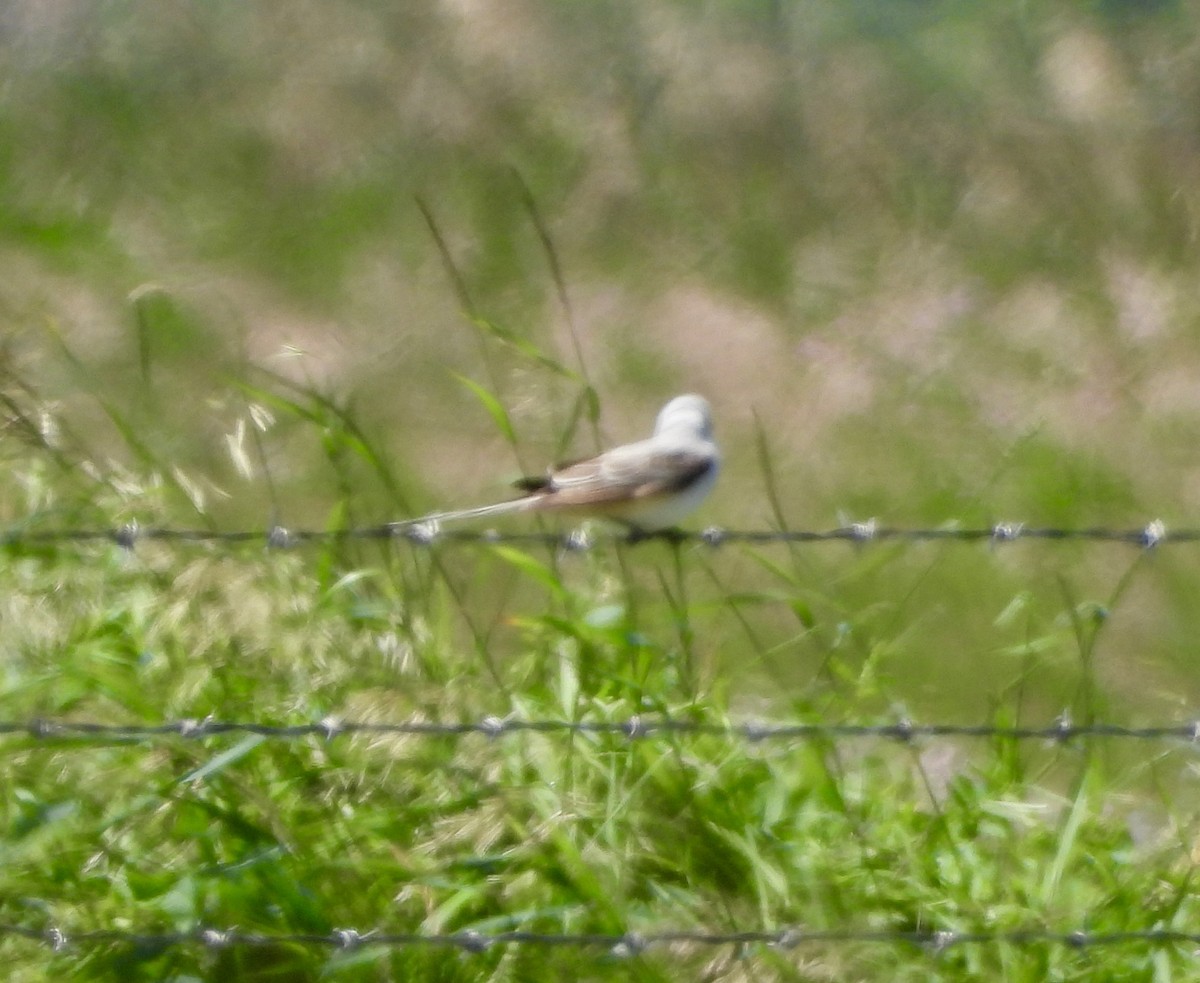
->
<box><xmin>613</xmin><ymin>458</ymin><xmax>719</xmax><ymax>531</ymax></box>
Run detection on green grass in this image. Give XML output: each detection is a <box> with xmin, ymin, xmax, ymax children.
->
<box><xmin>3</xmin><ymin>2</ymin><xmax>1200</xmax><ymax>979</ymax></box>
<box><xmin>0</xmin><ymin>370</ymin><xmax>1197</xmax><ymax>983</ymax></box>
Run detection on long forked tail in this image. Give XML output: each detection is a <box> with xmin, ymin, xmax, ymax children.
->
<box><xmin>399</xmin><ymin>495</ymin><xmax>540</xmax><ymax>529</ymax></box>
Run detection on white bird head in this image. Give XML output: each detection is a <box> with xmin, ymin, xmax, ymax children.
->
<box><xmin>653</xmin><ymin>394</ymin><xmax>714</xmax><ymax>441</ymax></box>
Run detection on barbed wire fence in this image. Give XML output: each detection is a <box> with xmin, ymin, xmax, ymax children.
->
<box><xmin>0</xmin><ymin>517</ymin><xmax>1185</xmax><ymax>550</ymax></box>
<box><xmin>5</xmin><ymin>715</ymin><xmax>1200</xmax><ymax>744</ymax></box>
<box><xmin>6</xmin><ymin>517</ymin><xmax>1198</xmax><ymax>961</ymax></box>
<box><xmin>3</xmin><ymin>923</ymin><xmax>1198</xmax><ymax>956</ymax></box>
<box><xmin>8</xmin><ymin>711</ymin><xmax>1199</xmax><ymax>958</ymax></box>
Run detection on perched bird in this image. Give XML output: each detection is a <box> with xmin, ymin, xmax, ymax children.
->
<box><xmin>417</xmin><ymin>394</ymin><xmax>719</xmax><ymax>532</ymax></box>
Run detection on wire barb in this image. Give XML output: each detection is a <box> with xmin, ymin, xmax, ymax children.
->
<box><xmin>114</xmin><ymin>522</ymin><xmax>140</xmax><ymax>549</ymax></box>
<box><xmin>991</xmin><ymin>522</ymin><xmax>1023</xmax><ymax>543</ymax></box>
<box><xmin>333</xmin><ymin>928</ymin><xmax>369</xmax><ymax>949</ymax></box>
<box><xmin>177</xmin><ymin>717</ymin><xmax>211</xmax><ymax>738</ymax></box>
<box><xmin>317</xmin><ymin>716</ymin><xmax>343</xmax><ymax>741</ymax></box>
<box><xmin>1141</xmin><ymin>519</ymin><xmax>1167</xmax><ymax>548</ymax></box>
<box><xmin>479</xmin><ymin>715</ymin><xmax>505</xmax><ymax>739</ymax></box>
<box><xmin>1053</xmin><ymin>711</ymin><xmax>1073</xmax><ymax>742</ymax></box>
<box><xmin>773</xmin><ymin>928</ymin><xmax>803</xmax><ymax>950</ymax></box>
<box><xmin>929</xmin><ymin>930</ymin><xmax>957</xmax><ymax>952</ymax></box>
<box><xmin>611</xmin><ymin>932</ymin><xmax>646</xmax><ymax>958</ymax></box>
<box><xmin>454</xmin><ymin>930</ymin><xmax>490</xmax><ymax>953</ymax></box>
<box><xmin>398</xmin><ymin>520</ymin><xmax>441</xmax><ymax>545</ymax></box>
<box><xmin>267</xmin><ymin>525</ymin><xmax>293</xmax><ymax>549</ymax></box>
<box><xmin>27</xmin><ymin>718</ymin><xmax>57</xmax><ymax>739</ymax></box>
<box><xmin>848</xmin><ymin>519</ymin><xmax>878</xmax><ymax>542</ymax></box>
<box><xmin>621</xmin><ymin>715</ymin><xmax>647</xmax><ymax>740</ymax></box>
<box><xmin>563</xmin><ymin>527</ymin><xmax>594</xmax><ymax>552</ymax></box>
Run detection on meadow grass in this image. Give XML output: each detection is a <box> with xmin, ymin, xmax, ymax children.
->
<box><xmin>0</xmin><ymin>356</ymin><xmax>1197</xmax><ymax>983</ymax></box>
<box><xmin>3</xmin><ymin>3</ymin><xmax>1200</xmax><ymax>980</ymax></box>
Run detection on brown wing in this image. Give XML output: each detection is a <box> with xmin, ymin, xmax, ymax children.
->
<box><xmin>514</xmin><ymin>444</ymin><xmax>714</xmax><ymax>509</ymax></box>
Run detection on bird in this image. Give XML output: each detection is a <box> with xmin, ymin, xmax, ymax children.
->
<box><xmin>413</xmin><ymin>394</ymin><xmax>719</xmax><ymax>533</ymax></box>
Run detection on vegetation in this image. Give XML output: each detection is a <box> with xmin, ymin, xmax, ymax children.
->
<box><xmin>1</xmin><ymin>1</ymin><xmax>1200</xmax><ymax>979</ymax></box>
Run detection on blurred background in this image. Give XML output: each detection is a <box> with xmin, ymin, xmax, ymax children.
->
<box><xmin>2</xmin><ymin>0</ymin><xmax>1200</xmax><ymax>719</ymax></box>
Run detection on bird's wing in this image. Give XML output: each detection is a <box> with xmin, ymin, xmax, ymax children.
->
<box><xmin>517</xmin><ymin>440</ymin><xmax>715</xmax><ymax>508</ymax></box>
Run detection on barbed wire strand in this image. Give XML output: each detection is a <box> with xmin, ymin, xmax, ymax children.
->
<box><xmin>5</xmin><ymin>715</ymin><xmax>1200</xmax><ymax>745</ymax></box>
<box><xmin>0</xmin><ymin>518</ymin><xmax>1187</xmax><ymax>550</ymax></box>
<box><xmin>2</xmin><ymin>923</ymin><xmax>1198</xmax><ymax>954</ymax></box>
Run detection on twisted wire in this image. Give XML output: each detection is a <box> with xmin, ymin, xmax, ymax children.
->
<box><xmin>2</xmin><ymin>923</ymin><xmax>1197</xmax><ymax>954</ymax></box>
<box><xmin>4</xmin><ymin>715</ymin><xmax>1199</xmax><ymax>745</ymax></box>
<box><xmin>0</xmin><ymin>518</ymin><xmax>1185</xmax><ymax>550</ymax></box>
